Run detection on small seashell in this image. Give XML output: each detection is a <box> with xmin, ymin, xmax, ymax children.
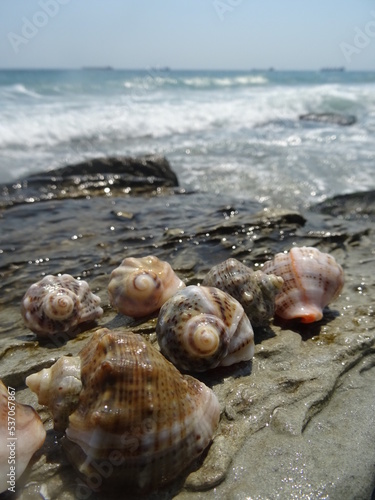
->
<box><xmin>262</xmin><ymin>246</ymin><xmax>344</xmax><ymax>323</ymax></box>
<box><xmin>202</xmin><ymin>258</ymin><xmax>284</xmax><ymax>326</ymax></box>
<box><xmin>0</xmin><ymin>380</ymin><xmax>46</xmax><ymax>493</ymax></box>
<box><xmin>26</xmin><ymin>328</ymin><xmax>220</xmax><ymax>492</ymax></box>
<box><xmin>108</xmin><ymin>255</ymin><xmax>186</xmax><ymax>318</ymax></box>
<box><xmin>26</xmin><ymin>356</ymin><xmax>82</xmax><ymax>431</ymax></box>
<box><xmin>156</xmin><ymin>285</ymin><xmax>255</xmax><ymax>372</ymax></box>
<box><xmin>21</xmin><ymin>274</ymin><xmax>103</xmax><ymax>337</ymax></box>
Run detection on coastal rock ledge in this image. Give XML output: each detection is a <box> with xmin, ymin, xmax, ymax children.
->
<box><xmin>0</xmin><ymin>186</ymin><xmax>375</xmax><ymax>499</ymax></box>
<box><xmin>0</xmin><ymin>154</ymin><xmax>179</xmax><ymax>207</ymax></box>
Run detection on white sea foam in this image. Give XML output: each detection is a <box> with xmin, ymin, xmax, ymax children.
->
<box><xmin>0</xmin><ymin>70</ymin><xmax>374</xmax><ymax>207</ymax></box>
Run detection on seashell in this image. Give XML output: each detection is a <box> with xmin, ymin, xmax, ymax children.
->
<box><xmin>0</xmin><ymin>380</ymin><xmax>46</xmax><ymax>493</ymax></box>
<box><xmin>108</xmin><ymin>255</ymin><xmax>186</xmax><ymax>318</ymax></box>
<box><xmin>262</xmin><ymin>246</ymin><xmax>344</xmax><ymax>323</ymax></box>
<box><xmin>21</xmin><ymin>274</ymin><xmax>103</xmax><ymax>337</ymax></box>
<box><xmin>26</xmin><ymin>328</ymin><xmax>220</xmax><ymax>491</ymax></box>
<box><xmin>202</xmin><ymin>258</ymin><xmax>284</xmax><ymax>326</ymax></box>
<box><xmin>156</xmin><ymin>285</ymin><xmax>255</xmax><ymax>372</ymax></box>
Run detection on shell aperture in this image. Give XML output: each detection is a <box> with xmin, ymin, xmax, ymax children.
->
<box><xmin>262</xmin><ymin>246</ymin><xmax>344</xmax><ymax>323</ymax></box>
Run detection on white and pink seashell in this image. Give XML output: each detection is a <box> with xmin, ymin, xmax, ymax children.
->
<box><xmin>156</xmin><ymin>285</ymin><xmax>255</xmax><ymax>372</ymax></box>
<box><xmin>262</xmin><ymin>246</ymin><xmax>344</xmax><ymax>323</ymax></box>
<box><xmin>0</xmin><ymin>380</ymin><xmax>46</xmax><ymax>493</ymax></box>
<box><xmin>108</xmin><ymin>255</ymin><xmax>185</xmax><ymax>318</ymax></box>
<box><xmin>21</xmin><ymin>274</ymin><xmax>103</xmax><ymax>337</ymax></box>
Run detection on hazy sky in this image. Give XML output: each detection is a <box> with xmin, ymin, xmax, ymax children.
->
<box><xmin>1</xmin><ymin>0</ymin><xmax>374</xmax><ymax>70</ymax></box>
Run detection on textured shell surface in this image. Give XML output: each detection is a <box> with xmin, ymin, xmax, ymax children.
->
<box><xmin>0</xmin><ymin>380</ymin><xmax>46</xmax><ymax>493</ymax></box>
<box><xmin>262</xmin><ymin>246</ymin><xmax>345</xmax><ymax>323</ymax></box>
<box><xmin>21</xmin><ymin>274</ymin><xmax>103</xmax><ymax>336</ymax></box>
<box><xmin>156</xmin><ymin>285</ymin><xmax>255</xmax><ymax>372</ymax></box>
<box><xmin>202</xmin><ymin>258</ymin><xmax>284</xmax><ymax>326</ymax></box>
<box><xmin>26</xmin><ymin>356</ymin><xmax>82</xmax><ymax>431</ymax></box>
<box><xmin>108</xmin><ymin>255</ymin><xmax>186</xmax><ymax>318</ymax></box>
<box><xmin>26</xmin><ymin>328</ymin><xmax>220</xmax><ymax>491</ymax></box>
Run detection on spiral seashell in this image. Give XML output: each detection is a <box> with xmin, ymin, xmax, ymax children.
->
<box><xmin>0</xmin><ymin>380</ymin><xmax>46</xmax><ymax>493</ymax></box>
<box><xmin>26</xmin><ymin>328</ymin><xmax>220</xmax><ymax>492</ymax></box>
<box><xmin>26</xmin><ymin>356</ymin><xmax>82</xmax><ymax>431</ymax></box>
<box><xmin>108</xmin><ymin>255</ymin><xmax>186</xmax><ymax>318</ymax></box>
<box><xmin>202</xmin><ymin>258</ymin><xmax>284</xmax><ymax>326</ymax></box>
<box><xmin>21</xmin><ymin>274</ymin><xmax>103</xmax><ymax>337</ymax></box>
<box><xmin>156</xmin><ymin>285</ymin><xmax>255</xmax><ymax>372</ymax></box>
<box><xmin>262</xmin><ymin>246</ymin><xmax>344</xmax><ymax>323</ymax></box>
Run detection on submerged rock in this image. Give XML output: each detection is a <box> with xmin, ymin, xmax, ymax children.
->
<box><xmin>299</xmin><ymin>112</ymin><xmax>357</xmax><ymax>126</ymax></box>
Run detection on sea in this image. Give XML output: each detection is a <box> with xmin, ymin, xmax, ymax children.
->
<box><xmin>1</xmin><ymin>68</ymin><xmax>375</xmax><ymax>210</ymax></box>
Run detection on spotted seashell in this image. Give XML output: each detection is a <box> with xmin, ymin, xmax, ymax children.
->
<box><xmin>156</xmin><ymin>285</ymin><xmax>254</xmax><ymax>372</ymax></box>
<box><xmin>26</xmin><ymin>328</ymin><xmax>220</xmax><ymax>492</ymax></box>
<box><xmin>262</xmin><ymin>246</ymin><xmax>344</xmax><ymax>323</ymax></box>
<box><xmin>21</xmin><ymin>274</ymin><xmax>103</xmax><ymax>337</ymax></box>
<box><xmin>0</xmin><ymin>380</ymin><xmax>46</xmax><ymax>493</ymax></box>
<box><xmin>202</xmin><ymin>258</ymin><xmax>284</xmax><ymax>326</ymax></box>
<box><xmin>108</xmin><ymin>255</ymin><xmax>186</xmax><ymax>318</ymax></box>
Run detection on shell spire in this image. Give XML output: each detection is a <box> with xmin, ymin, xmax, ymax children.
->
<box><xmin>156</xmin><ymin>285</ymin><xmax>255</xmax><ymax>372</ymax></box>
<box><xmin>21</xmin><ymin>274</ymin><xmax>103</xmax><ymax>337</ymax></box>
<box><xmin>108</xmin><ymin>255</ymin><xmax>186</xmax><ymax>318</ymax></box>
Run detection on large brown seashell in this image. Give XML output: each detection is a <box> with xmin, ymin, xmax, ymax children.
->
<box><xmin>262</xmin><ymin>246</ymin><xmax>344</xmax><ymax>323</ymax></box>
<box><xmin>202</xmin><ymin>258</ymin><xmax>284</xmax><ymax>326</ymax></box>
<box><xmin>26</xmin><ymin>328</ymin><xmax>220</xmax><ymax>492</ymax></box>
<box><xmin>0</xmin><ymin>380</ymin><xmax>46</xmax><ymax>493</ymax></box>
<box><xmin>108</xmin><ymin>255</ymin><xmax>186</xmax><ymax>318</ymax></box>
<box><xmin>21</xmin><ymin>274</ymin><xmax>103</xmax><ymax>337</ymax></box>
<box><xmin>156</xmin><ymin>285</ymin><xmax>255</xmax><ymax>372</ymax></box>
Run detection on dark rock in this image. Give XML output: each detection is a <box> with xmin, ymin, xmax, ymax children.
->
<box><xmin>0</xmin><ymin>154</ymin><xmax>179</xmax><ymax>207</ymax></box>
<box><xmin>312</xmin><ymin>190</ymin><xmax>375</xmax><ymax>220</ymax></box>
<box><xmin>299</xmin><ymin>113</ymin><xmax>357</xmax><ymax>126</ymax></box>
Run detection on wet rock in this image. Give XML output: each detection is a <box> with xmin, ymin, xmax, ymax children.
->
<box><xmin>312</xmin><ymin>190</ymin><xmax>375</xmax><ymax>220</ymax></box>
<box><xmin>0</xmin><ymin>154</ymin><xmax>179</xmax><ymax>207</ymax></box>
<box><xmin>0</xmin><ymin>188</ymin><xmax>375</xmax><ymax>499</ymax></box>
<box><xmin>299</xmin><ymin>113</ymin><xmax>357</xmax><ymax>126</ymax></box>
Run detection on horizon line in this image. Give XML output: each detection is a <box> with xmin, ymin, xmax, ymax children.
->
<box><xmin>0</xmin><ymin>66</ymin><xmax>375</xmax><ymax>72</ymax></box>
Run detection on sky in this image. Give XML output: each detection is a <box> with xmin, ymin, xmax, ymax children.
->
<box><xmin>1</xmin><ymin>0</ymin><xmax>374</xmax><ymax>71</ymax></box>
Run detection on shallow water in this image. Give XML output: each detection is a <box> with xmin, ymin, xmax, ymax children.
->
<box><xmin>1</xmin><ymin>69</ymin><xmax>375</xmax><ymax>209</ymax></box>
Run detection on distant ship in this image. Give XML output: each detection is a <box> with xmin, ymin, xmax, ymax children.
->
<box><xmin>320</xmin><ymin>67</ymin><xmax>345</xmax><ymax>72</ymax></box>
<box><xmin>82</xmin><ymin>66</ymin><xmax>113</xmax><ymax>71</ymax></box>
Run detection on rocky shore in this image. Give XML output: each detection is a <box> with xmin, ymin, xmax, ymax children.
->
<box><xmin>0</xmin><ymin>156</ymin><xmax>374</xmax><ymax>499</ymax></box>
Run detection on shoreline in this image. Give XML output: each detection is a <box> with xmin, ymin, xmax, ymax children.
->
<box><xmin>1</xmin><ymin>161</ymin><xmax>374</xmax><ymax>498</ymax></box>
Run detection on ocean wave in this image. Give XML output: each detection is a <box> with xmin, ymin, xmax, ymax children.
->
<box><xmin>0</xmin><ymin>83</ymin><xmax>41</xmax><ymax>99</ymax></box>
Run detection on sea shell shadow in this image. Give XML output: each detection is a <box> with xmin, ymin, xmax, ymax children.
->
<box><xmin>190</xmin><ymin>360</ymin><xmax>253</xmax><ymax>388</ymax></box>
<box><xmin>273</xmin><ymin>307</ymin><xmax>341</xmax><ymax>341</ymax></box>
